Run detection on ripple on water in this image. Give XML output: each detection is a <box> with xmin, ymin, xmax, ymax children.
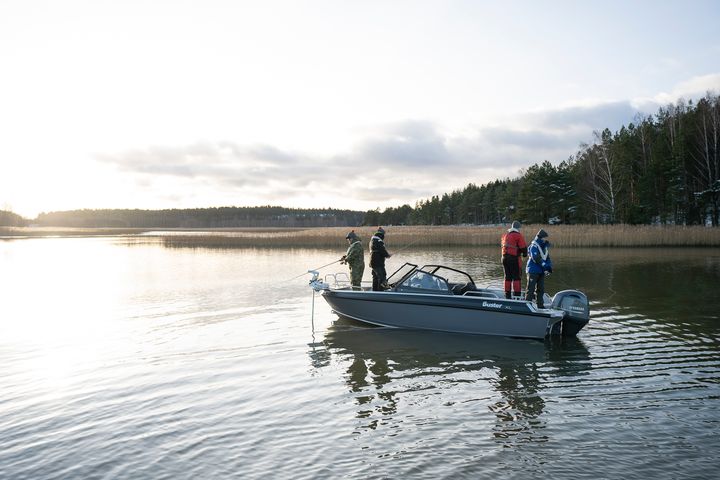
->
<box><xmin>1</xmin><ymin>241</ymin><xmax>720</xmax><ymax>480</ymax></box>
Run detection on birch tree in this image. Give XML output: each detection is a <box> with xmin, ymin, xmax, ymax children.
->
<box><xmin>691</xmin><ymin>93</ymin><xmax>720</xmax><ymax>225</ymax></box>
<box><xmin>579</xmin><ymin>129</ymin><xmax>621</xmax><ymax>223</ymax></box>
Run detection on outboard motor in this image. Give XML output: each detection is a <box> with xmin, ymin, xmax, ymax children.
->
<box><xmin>551</xmin><ymin>290</ymin><xmax>590</xmax><ymax>336</ymax></box>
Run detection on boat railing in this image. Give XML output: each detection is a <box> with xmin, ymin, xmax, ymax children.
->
<box><xmin>462</xmin><ymin>290</ymin><xmax>504</xmax><ymax>299</ymax></box>
<box><xmin>324</xmin><ymin>272</ymin><xmax>351</xmax><ymax>287</ymax></box>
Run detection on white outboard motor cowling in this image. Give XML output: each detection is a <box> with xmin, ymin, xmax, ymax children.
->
<box><xmin>551</xmin><ymin>290</ymin><xmax>590</xmax><ymax>336</ymax></box>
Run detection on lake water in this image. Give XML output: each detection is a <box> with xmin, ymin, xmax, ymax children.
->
<box><xmin>1</xmin><ymin>237</ymin><xmax>719</xmax><ymax>479</ymax></box>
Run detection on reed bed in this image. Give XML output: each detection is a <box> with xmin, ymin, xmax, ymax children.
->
<box><xmin>3</xmin><ymin>225</ymin><xmax>719</xmax><ymax>247</ymax></box>
<box><xmin>0</xmin><ymin>226</ymin><xmax>304</xmax><ymax>238</ymax></box>
<box><xmin>0</xmin><ymin>226</ymin><xmax>150</xmax><ymax>237</ymax></box>
<box><xmin>155</xmin><ymin>224</ymin><xmax>720</xmax><ymax>248</ymax></box>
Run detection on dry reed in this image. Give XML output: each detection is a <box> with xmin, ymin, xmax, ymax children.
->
<box><xmin>0</xmin><ymin>227</ymin><xmax>150</xmax><ymax>237</ymax></box>
<box><xmin>156</xmin><ymin>224</ymin><xmax>720</xmax><ymax>248</ymax></box>
<box><xmin>3</xmin><ymin>225</ymin><xmax>719</xmax><ymax>247</ymax></box>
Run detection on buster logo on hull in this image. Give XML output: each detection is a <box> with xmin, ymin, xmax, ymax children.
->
<box><xmin>482</xmin><ymin>301</ymin><xmax>503</xmax><ymax>308</ymax></box>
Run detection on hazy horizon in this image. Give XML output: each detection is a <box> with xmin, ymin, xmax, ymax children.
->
<box><xmin>7</xmin><ymin>204</ymin><xmax>369</xmax><ymax>220</ymax></box>
<box><xmin>2</xmin><ymin>0</ymin><xmax>719</xmax><ymax>218</ymax></box>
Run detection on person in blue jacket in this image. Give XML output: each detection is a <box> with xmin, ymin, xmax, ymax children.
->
<box><xmin>525</xmin><ymin>229</ymin><xmax>553</xmax><ymax>308</ymax></box>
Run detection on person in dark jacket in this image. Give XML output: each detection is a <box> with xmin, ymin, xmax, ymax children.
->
<box><xmin>500</xmin><ymin>220</ymin><xmax>528</xmax><ymax>299</ymax></box>
<box><xmin>369</xmin><ymin>227</ymin><xmax>392</xmax><ymax>291</ymax></box>
<box><xmin>525</xmin><ymin>229</ymin><xmax>553</xmax><ymax>308</ymax></box>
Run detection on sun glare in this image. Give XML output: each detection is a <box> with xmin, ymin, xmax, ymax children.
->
<box><xmin>0</xmin><ymin>238</ymin><xmax>128</xmax><ymax>391</ymax></box>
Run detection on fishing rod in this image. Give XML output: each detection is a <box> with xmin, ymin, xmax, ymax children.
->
<box><xmin>286</xmin><ymin>258</ymin><xmax>343</xmax><ymax>282</ymax></box>
<box><xmin>287</xmin><ymin>236</ymin><xmax>423</xmax><ymax>283</ymax></box>
<box><xmin>388</xmin><ymin>237</ymin><xmax>422</xmax><ymax>255</ymax></box>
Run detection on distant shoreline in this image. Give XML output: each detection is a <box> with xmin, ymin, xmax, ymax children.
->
<box><xmin>2</xmin><ymin>225</ymin><xmax>719</xmax><ymax>247</ymax></box>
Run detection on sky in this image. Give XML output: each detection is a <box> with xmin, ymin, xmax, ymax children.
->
<box><xmin>1</xmin><ymin>0</ymin><xmax>719</xmax><ymax>218</ymax></box>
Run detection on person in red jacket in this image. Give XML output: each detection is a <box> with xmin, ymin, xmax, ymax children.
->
<box><xmin>500</xmin><ymin>220</ymin><xmax>528</xmax><ymax>299</ymax></box>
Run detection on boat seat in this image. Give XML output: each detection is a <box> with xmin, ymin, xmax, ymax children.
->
<box><xmin>451</xmin><ymin>282</ymin><xmax>476</xmax><ymax>295</ymax></box>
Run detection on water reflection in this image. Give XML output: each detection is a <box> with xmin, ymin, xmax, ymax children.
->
<box><xmin>312</xmin><ymin>318</ymin><xmax>590</xmax><ymax>445</ymax></box>
<box><xmin>489</xmin><ymin>362</ymin><xmax>545</xmax><ymax>443</ymax></box>
<box><xmin>556</xmin><ymin>248</ymin><xmax>720</xmax><ymax>329</ymax></box>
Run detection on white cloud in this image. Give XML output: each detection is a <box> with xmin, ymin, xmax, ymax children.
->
<box><xmin>633</xmin><ymin>73</ymin><xmax>720</xmax><ymax>109</ymax></box>
<box><xmin>91</xmin><ymin>116</ymin><xmax>596</xmax><ymax>211</ymax></box>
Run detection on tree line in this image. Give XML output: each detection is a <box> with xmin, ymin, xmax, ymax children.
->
<box><xmin>9</xmin><ymin>207</ymin><xmax>365</xmax><ymax>228</ymax></box>
<box><xmin>365</xmin><ymin>93</ymin><xmax>720</xmax><ymax>226</ymax></box>
<box><xmin>0</xmin><ymin>210</ymin><xmax>26</xmax><ymax>227</ymax></box>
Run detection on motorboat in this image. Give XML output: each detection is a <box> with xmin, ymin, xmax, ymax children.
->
<box><xmin>309</xmin><ymin>263</ymin><xmax>589</xmax><ymax>339</ymax></box>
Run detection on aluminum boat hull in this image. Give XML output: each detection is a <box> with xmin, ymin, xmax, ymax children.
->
<box><xmin>321</xmin><ymin>289</ymin><xmax>565</xmax><ymax>339</ymax></box>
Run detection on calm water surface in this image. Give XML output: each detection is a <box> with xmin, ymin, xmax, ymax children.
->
<box><xmin>1</xmin><ymin>237</ymin><xmax>719</xmax><ymax>479</ymax></box>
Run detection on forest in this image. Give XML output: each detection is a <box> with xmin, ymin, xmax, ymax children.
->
<box><xmin>0</xmin><ymin>210</ymin><xmax>26</xmax><ymax>227</ymax></box>
<box><xmin>25</xmin><ymin>207</ymin><xmax>365</xmax><ymax>228</ymax></box>
<box><xmin>366</xmin><ymin>93</ymin><xmax>720</xmax><ymax>227</ymax></box>
<box><xmin>2</xmin><ymin>94</ymin><xmax>718</xmax><ymax>229</ymax></box>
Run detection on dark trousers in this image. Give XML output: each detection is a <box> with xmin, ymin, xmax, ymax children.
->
<box><xmin>525</xmin><ymin>273</ymin><xmax>545</xmax><ymax>308</ymax></box>
<box><xmin>371</xmin><ymin>265</ymin><xmax>387</xmax><ymax>291</ymax></box>
<box><xmin>502</xmin><ymin>254</ymin><xmax>522</xmax><ymax>298</ymax></box>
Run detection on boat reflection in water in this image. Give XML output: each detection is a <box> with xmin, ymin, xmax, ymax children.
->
<box><xmin>309</xmin><ymin>317</ymin><xmax>591</xmax><ymax>445</ymax></box>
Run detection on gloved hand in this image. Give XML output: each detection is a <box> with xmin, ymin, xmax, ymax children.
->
<box><xmin>545</xmin><ymin>271</ymin><xmax>551</xmax><ymax>277</ymax></box>
<box><xmin>340</xmin><ymin>255</ymin><xmax>346</xmax><ymax>264</ymax></box>
<box><xmin>547</xmin><ymin>266</ymin><xmax>552</xmax><ymax>274</ymax></box>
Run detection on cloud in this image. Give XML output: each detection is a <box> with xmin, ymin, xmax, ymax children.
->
<box><xmin>530</xmin><ymin>101</ymin><xmax>640</xmax><ymax>132</ymax></box>
<box><xmin>354</xmin><ymin>186</ymin><xmax>427</xmax><ymax>203</ymax></box>
<box><xmin>96</xmin><ymin>142</ymin><xmax>308</xmax><ymax>188</ymax></box>
<box><xmin>523</xmin><ymin>74</ymin><xmax>720</xmax><ymax>138</ymax></box>
<box><xmin>352</xmin><ymin>120</ymin><xmax>451</xmax><ymax>167</ymax></box>
<box><xmin>658</xmin><ymin>73</ymin><xmax>720</xmax><ymax>101</ymax></box>
<box><xmin>481</xmin><ymin>127</ymin><xmax>577</xmax><ymax>150</ymax></box>
<box><xmin>94</xmin><ymin>75</ymin><xmax>720</xmax><ymax>209</ymax></box>
<box><xmin>633</xmin><ymin>73</ymin><xmax>720</xmax><ymax>111</ymax></box>
<box><xmin>95</xmin><ymin>119</ymin><xmax>589</xmax><ymax>209</ymax></box>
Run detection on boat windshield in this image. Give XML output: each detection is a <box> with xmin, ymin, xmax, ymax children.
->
<box><xmin>396</xmin><ymin>270</ymin><xmax>450</xmax><ymax>293</ymax></box>
<box><xmin>386</xmin><ymin>263</ymin><xmax>418</xmax><ymax>287</ymax></box>
<box><xmin>420</xmin><ymin>265</ymin><xmax>475</xmax><ymax>286</ymax></box>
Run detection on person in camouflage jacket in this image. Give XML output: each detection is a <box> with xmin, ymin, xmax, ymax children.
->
<box><xmin>341</xmin><ymin>230</ymin><xmax>365</xmax><ymax>289</ymax></box>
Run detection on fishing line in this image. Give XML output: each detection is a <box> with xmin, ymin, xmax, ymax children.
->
<box><xmin>389</xmin><ymin>237</ymin><xmax>422</xmax><ymax>254</ymax></box>
<box><xmin>286</xmin><ymin>237</ymin><xmax>423</xmax><ymax>283</ymax></box>
<box><xmin>285</xmin><ymin>258</ymin><xmax>343</xmax><ymax>282</ymax></box>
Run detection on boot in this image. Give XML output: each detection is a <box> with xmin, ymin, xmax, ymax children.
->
<box><xmin>505</xmin><ymin>291</ymin><xmax>511</xmax><ymax>299</ymax></box>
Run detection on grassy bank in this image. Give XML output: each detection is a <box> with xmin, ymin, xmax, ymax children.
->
<box><xmin>3</xmin><ymin>225</ymin><xmax>719</xmax><ymax>247</ymax></box>
<box><xmin>157</xmin><ymin>224</ymin><xmax>720</xmax><ymax>248</ymax></box>
<box><xmin>0</xmin><ymin>226</ymin><xmax>302</xmax><ymax>237</ymax></box>
<box><xmin>0</xmin><ymin>227</ymin><xmax>151</xmax><ymax>237</ymax></box>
